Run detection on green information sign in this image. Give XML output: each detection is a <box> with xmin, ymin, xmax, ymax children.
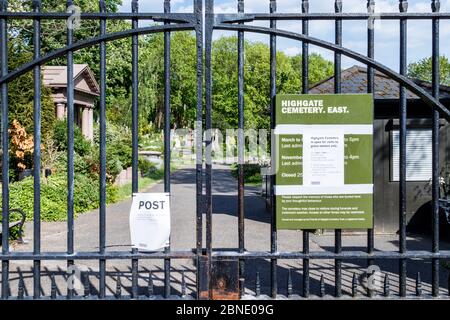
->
<box><xmin>275</xmin><ymin>94</ymin><xmax>374</xmax><ymax>229</ymax></box>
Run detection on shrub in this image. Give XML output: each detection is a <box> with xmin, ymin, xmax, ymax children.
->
<box><xmin>8</xmin><ymin>120</ymin><xmax>35</xmax><ymax>181</ymax></box>
<box><xmin>53</xmin><ymin>120</ymin><xmax>92</xmax><ymax>157</ymax></box>
<box><xmin>92</xmin><ymin>122</ymin><xmax>133</xmax><ymax>182</ymax></box>
<box><xmin>138</xmin><ymin>157</ymin><xmax>158</xmax><ymax>177</ymax></box>
<box><xmin>2</xmin><ymin>173</ymin><xmax>118</xmax><ymax>223</ymax></box>
<box><xmin>54</xmin><ymin>153</ymin><xmax>93</xmax><ymax>177</ymax></box>
<box><xmin>231</xmin><ymin>163</ymin><xmax>262</xmax><ymax>184</ymax></box>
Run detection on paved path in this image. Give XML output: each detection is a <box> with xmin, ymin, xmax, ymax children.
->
<box><xmin>6</xmin><ymin>164</ymin><xmax>450</xmax><ymax>298</ymax></box>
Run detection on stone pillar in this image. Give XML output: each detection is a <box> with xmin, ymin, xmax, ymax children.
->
<box><xmin>56</xmin><ymin>103</ymin><xmax>66</xmax><ymax>120</ymax></box>
<box><xmin>88</xmin><ymin>107</ymin><xmax>94</xmax><ymax>141</ymax></box>
<box><xmin>82</xmin><ymin>106</ymin><xmax>90</xmax><ymax>140</ymax></box>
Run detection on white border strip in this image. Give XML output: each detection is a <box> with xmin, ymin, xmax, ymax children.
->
<box><xmin>275</xmin><ymin>184</ymin><xmax>373</xmax><ymax>195</ymax></box>
<box><xmin>275</xmin><ymin>124</ymin><xmax>373</xmax><ymax>135</ymax></box>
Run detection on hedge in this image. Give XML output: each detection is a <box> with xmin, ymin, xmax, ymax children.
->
<box><xmin>1</xmin><ymin>173</ymin><xmax>118</xmax><ymax>222</ymax></box>
<box><xmin>230</xmin><ymin>163</ymin><xmax>262</xmax><ymax>184</ymax></box>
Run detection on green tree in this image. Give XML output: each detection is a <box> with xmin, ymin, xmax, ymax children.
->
<box><xmin>408</xmin><ymin>56</ymin><xmax>450</xmax><ymax>85</ymax></box>
<box><xmin>5</xmin><ymin>1</ymin><xmax>334</xmax><ymax>135</ymax></box>
<box><xmin>212</xmin><ymin>36</ymin><xmax>333</xmax><ymax>130</ymax></box>
<box><xmin>7</xmin><ymin>43</ymin><xmax>55</xmax><ymax>136</ymax></box>
<box><xmin>8</xmin><ymin>0</ymin><xmax>134</xmax><ymax>124</ymax></box>
<box><xmin>135</xmin><ymin>32</ymin><xmax>198</xmax><ymax>131</ymax></box>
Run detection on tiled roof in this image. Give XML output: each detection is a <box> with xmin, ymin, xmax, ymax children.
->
<box><xmin>42</xmin><ymin>64</ymin><xmax>100</xmax><ymax>96</ymax></box>
<box><xmin>309</xmin><ymin>65</ymin><xmax>450</xmax><ymax>100</ymax></box>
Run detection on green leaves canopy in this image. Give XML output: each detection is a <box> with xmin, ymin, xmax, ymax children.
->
<box><xmin>408</xmin><ymin>56</ymin><xmax>450</xmax><ymax>86</ymax></box>
<box><xmin>212</xmin><ymin>36</ymin><xmax>333</xmax><ymax>130</ymax></box>
<box><xmin>5</xmin><ymin>0</ymin><xmax>334</xmax><ymax>134</ymax></box>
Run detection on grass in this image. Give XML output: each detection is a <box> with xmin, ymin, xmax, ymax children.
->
<box><xmin>116</xmin><ymin>169</ymin><xmax>165</xmax><ymax>202</ymax></box>
<box><xmin>114</xmin><ymin>163</ymin><xmax>181</xmax><ymax>202</ymax></box>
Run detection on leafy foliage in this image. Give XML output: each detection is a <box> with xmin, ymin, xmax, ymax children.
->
<box><xmin>6</xmin><ymin>43</ymin><xmax>56</xmax><ymax>137</ymax></box>
<box><xmin>7</xmin><ymin>0</ymin><xmax>334</xmax><ymax>135</ymax></box>
<box><xmin>9</xmin><ymin>120</ymin><xmax>35</xmax><ymax>173</ymax></box>
<box><xmin>138</xmin><ymin>157</ymin><xmax>159</xmax><ymax>178</ymax></box>
<box><xmin>408</xmin><ymin>56</ymin><xmax>450</xmax><ymax>86</ymax></box>
<box><xmin>92</xmin><ymin>122</ymin><xmax>133</xmax><ymax>182</ymax></box>
<box><xmin>4</xmin><ymin>173</ymin><xmax>117</xmax><ymax>222</ymax></box>
<box><xmin>212</xmin><ymin>37</ymin><xmax>333</xmax><ymax>130</ymax></box>
<box><xmin>230</xmin><ymin>163</ymin><xmax>262</xmax><ymax>185</ymax></box>
<box><xmin>52</xmin><ymin>120</ymin><xmax>92</xmax><ymax>157</ymax></box>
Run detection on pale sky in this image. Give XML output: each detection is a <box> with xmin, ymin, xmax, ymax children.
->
<box><xmin>119</xmin><ymin>0</ymin><xmax>450</xmax><ymax>71</ymax></box>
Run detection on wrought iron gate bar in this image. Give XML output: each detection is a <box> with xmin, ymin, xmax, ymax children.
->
<box><xmin>163</xmin><ymin>0</ymin><xmax>172</xmax><ymax>300</ymax></box>
<box><xmin>269</xmin><ymin>0</ymin><xmax>277</xmax><ymax>300</ymax></box>
<box><xmin>130</xmin><ymin>0</ymin><xmax>139</xmax><ymax>300</ymax></box>
<box><xmin>398</xmin><ymin>0</ymin><xmax>408</xmax><ymax>298</ymax></box>
<box><xmin>0</xmin><ymin>249</ymin><xmax>448</xmax><ymax>260</ymax></box>
<box><xmin>334</xmin><ymin>0</ymin><xmax>343</xmax><ymax>298</ymax></box>
<box><xmin>0</xmin><ymin>12</ymin><xmax>196</xmax><ymax>22</ymax></box>
<box><xmin>32</xmin><ymin>0</ymin><xmax>42</xmax><ymax>300</ymax></box>
<box><xmin>66</xmin><ymin>0</ymin><xmax>75</xmax><ymax>300</ymax></box>
<box><xmin>194</xmin><ymin>0</ymin><xmax>203</xmax><ymax>301</ymax></box>
<box><xmin>204</xmin><ymin>0</ymin><xmax>214</xmax><ymax>300</ymax></box>
<box><xmin>0</xmin><ymin>0</ymin><xmax>9</xmax><ymax>300</ymax></box>
<box><xmin>431</xmin><ymin>0</ymin><xmax>441</xmax><ymax>298</ymax></box>
<box><xmin>0</xmin><ymin>252</ymin><xmax>197</xmax><ymax>260</ymax></box>
<box><xmin>98</xmin><ymin>0</ymin><xmax>107</xmax><ymax>299</ymax></box>
<box><xmin>0</xmin><ymin>0</ymin><xmax>448</xmax><ymax>300</ymax></box>
<box><xmin>366</xmin><ymin>0</ymin><xmax>375</xmax><ymax>299</ymax></box>
<box><xmin>211</xmin><ymin>251</ymin><xmax>450</xmax><ymax>260</ymax></box>
<box><xmin>301</xmin><ymin>0</ymin><xmax>310</xmax><ymax>299</ymax></box>
<box><xmin>237</xmin><ymin>0</ymin><xmax>245</xmax><ymax>298</ymax></box>
<box><xmin>216</xmin><ymin>12</ymin><xmax>450</xmax><ymax>23</ymax></box>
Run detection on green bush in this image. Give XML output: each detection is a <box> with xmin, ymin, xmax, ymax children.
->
<box><xmin>53</xmin><ymin>120</ymin><xmax>92</xmax><ymax>157</ymax></box>
<box><xmin>2</xmin><ymin>173</ymin><xmax>118</xmax><ymax>223</ymax></box>
<box><xmin>56</xmin><ymin>153</ymin><xmax>92</xmax><ymax>177</ymax></box>
<box><xmin>231</xmin><ymin>163</ymin><xmax>262</xmax><ymax>184</ymax></box>
<box><xmin>92</xmin><ymin>122</ymin><xmax>133</xmax><ymax>182</ymax></box>
<box><xmin>53</xmin><ymin>121</ymin><xmax>133</xmax><ymax>183</ymax></box>
<box><xmin>138</xmin><ymin>157</ymin><xmax>158</xmax><ymax>177</ymax></box>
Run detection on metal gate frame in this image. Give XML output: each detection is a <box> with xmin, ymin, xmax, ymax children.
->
<box><xmin>0</xmin><ymin>0</ymin><xmax>449</xmax><ymax>300</ymax></box>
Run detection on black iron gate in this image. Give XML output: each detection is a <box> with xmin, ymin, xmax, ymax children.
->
<box><xmin>0</xmin><ymin>0</ymin><xmax>449</xmax><ymax>299</ymax></box>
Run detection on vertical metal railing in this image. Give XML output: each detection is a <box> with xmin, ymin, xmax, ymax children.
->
<box><xmin>32</xmin><ymin>0</ymin><xmax>42</xmax><ymax>299</ymax></box>
<box><xmin>194</xmin><ymin>0</ymin><xmax>204</xmax><ymax>300</ymax></box>
<box><xmin>431</xmin><ymin>0</ymin><xmax>441</xmax><ymax>298</ymax></box>
<box><xmin>98</xmin><ymin>0</ymin><xmax>107</xmax><ymax>299</ymax></box>
<box><xmin>237</xmin><ymin>0</ymin><xmax>245</xmax><ymax>297</ymax></box>
<box><xmin>366</xmin><ymin>0</ymin><xmax>375</xmax><ymax>298</ymax></box>
<box><xmin>66</xmin><ymin>0</ymin><xmax>75</xmax><ymax>299</ymax></box>
<box><xmin>205</xmin><ymin>0</ymin><xmax>214</xmax><ymax>300</ymax></box>
<box><xmin>301</xmin><ymin>0</ymin><xmax>310</xmax><ymax>299</ymax></box>
<box><xmin>163</xmin><ymin>0</ymin><xmax>172</xmax><ymax>299</ymax></box>
<box><xmin>398</xmin><ymin>0</ymin><xmax>408</xmax><ymax>297</ymax></box>
<box><xmin>131</xmin><ymin>0</ymin><xmax>139</xmax><ymax>299</ymax></box>
<box><xmin>0</xmin><ymin>0</ymin><xmax>9</xmax><ymax>300</ymax></box>
<box><xmin>269</xmin><ymin>0</ymin><xmax>277</xmax><ymax>299</ymax></box>
<box><xmin>334</xmin><ymin>0</ymin><xmax>343</xmax><ymax>298</ymax></box>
